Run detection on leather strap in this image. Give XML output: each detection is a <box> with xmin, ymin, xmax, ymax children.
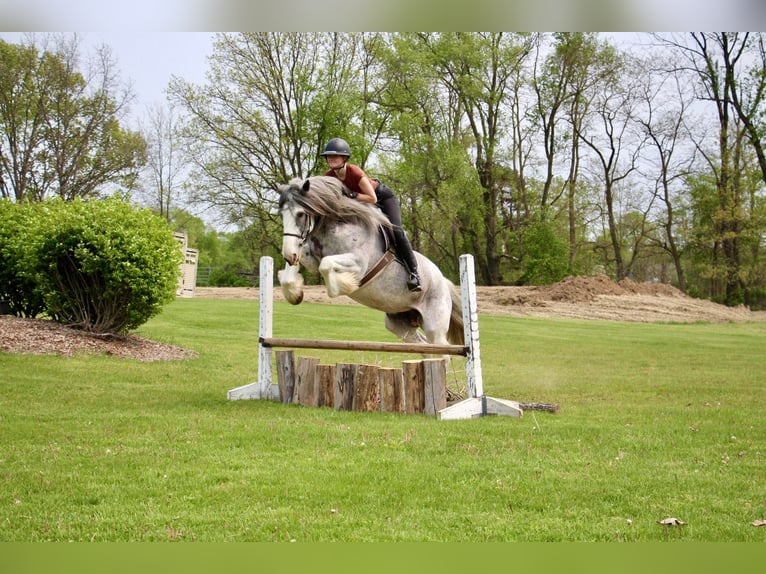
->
<box><xmin>359</xmin><ymin>249</ymin><xmax>395</xmax><ymax>288</ymax></box>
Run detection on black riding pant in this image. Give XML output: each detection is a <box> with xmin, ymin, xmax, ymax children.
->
<box><xmin>374</xmin><ymin>181</ymin><xmax>418</xmax><ymax>273</ymax></box>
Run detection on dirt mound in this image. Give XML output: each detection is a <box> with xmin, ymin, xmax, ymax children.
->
<box><xmin>617</xmin><ymin>277</ymin><xmax>685</xmax><ymax>297</ymax></box>
<box><xmin>548</xmin><ymin>275</ymin><xmax>627</xmax><ymax>302</ymax></box>
<box><xmin>482</xmin><ymin>275</ymin><xmax>683</xmax><ymax>308</ymax></box>
<box><xmin>520</xmin><ymin>275</ymin><xmax>686</xmax><ymax>303</ymax></box>
<box><xmin>474</xmin><ymin>275</ymin><xmax>757</xmax><ymax>323</ymax></box>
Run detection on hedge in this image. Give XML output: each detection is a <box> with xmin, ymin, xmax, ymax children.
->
<box><xmin>0</xmin><ymin>197</ymin><xmax>182</xmax><ymax>334</ymax></box>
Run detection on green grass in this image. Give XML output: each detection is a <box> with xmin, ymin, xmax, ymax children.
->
<box><xmin>1</xmin><ymin>297</ymin><xmax>766</xmax><ymax>541</ymax></box>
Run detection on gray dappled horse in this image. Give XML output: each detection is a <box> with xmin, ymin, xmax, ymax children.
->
<box><xmin>277</xmin><ymin>176</ymin><xmax>464</xmax><ymax>347</ymax></box>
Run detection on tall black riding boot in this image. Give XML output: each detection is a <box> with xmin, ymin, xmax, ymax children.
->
<box><xmin>393</xmin><ymin>227</ymin><xmax>422</xmax><ymax>292</ymax></box>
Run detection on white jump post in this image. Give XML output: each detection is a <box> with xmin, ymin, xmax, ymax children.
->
<box><xmin>436</xmin><ymin>254</ymin><xmax>522</xmax><ymax>419</ymax></box>
<box><xmin>227</xmin><ymin>254</ymin><xmax>522</xmax><ymax>419</ymax></box>
<box><xmin>227</xmin><ymin>256</ymin><xmax>280</xmax><ymax>400</ymax></box>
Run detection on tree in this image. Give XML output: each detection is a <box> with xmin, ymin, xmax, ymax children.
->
<box><xmin>375</xmin><ymin>34</ymin><xmax>484</xmax><ymax>279</ymax></box>
<box><xmin>717</xmin><ymin>33</ymin><xmax>766</xmax><ymax>187</ymax></box>
<box><xmin>139</xmin><ymin>103</ymin><xmax>187</xmax><ymax>221</ymax></box>
<box><xmin>633</xmin><ymin>54</ymin><xmax>697</xmax><ymax>292</ymax></box>
<box><xmin>658</xmin><ymin>33</ymin><xmax>765</xmax><ymax>304</ymax></box>
<box><xmin>412</xmin><ymin>32</ymin><xmax>534</xmax><ymax>285</ymax></box>
<box><xmin>0</xmin><ymin>34</ymin><xmax>145</xmax><ymax>202</ymax></box>
<box><xmin>552</xmin><ymin>34</ymin><xmax>620</xmax><ymax>274</ymax></box>
<box><xmin>168</xmin><ymin>33</ymin><xmax>382</xmax><ymax>244</ymax></box>
<box><xmin>577</xmin><ymin>51</ymin><xmax>648</xmax><ymax>280</ymax></box>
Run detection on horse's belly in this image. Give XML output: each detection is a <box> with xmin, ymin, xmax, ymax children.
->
<box><xmin>348</xmin><ymin>290</ymin><xmax>414</xmax><ymax>314</ymax></box>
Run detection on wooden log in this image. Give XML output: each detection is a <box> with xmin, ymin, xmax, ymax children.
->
<box><xmin>518</xmin><ymin>402</ymin><xmax>560</xmax><ymax>414</ymax></box>
<box><xmin>275</xmin><ymin>350</ymin><xmax>295</xmax><ymax>403</ymax></box>
<box><xmin>295</xmin><ymin>356</ymin><xmax>320</xmax><ymax>406</ymax></box>
<box><xmin>261</xmin><ymin>337</ymin><xmax>467</xmax><ymax>356</ymax></box>
<box><xmin>352</xmin><ymin>364</ymin><xmax>380</xmax><ymax>412</ymax></box>
<box><xmin>334</xmin><ymin>363</ymin><xmax>357</xmax><ymax>411</ymax></box>
<box><xmin>402</xmin><ymin>360</ymin><xmax>425</xmax><ymax>414</ymax></box>
<box><xmin>422</xmin><ymin>358</ymin><xmax>447</xmax><ymax>416</ymax></box>
<box><xmin>379</xmin><ymin>367</ymin><xmax>405</xmax><ymax>413</ymax></box>
<box><xmin>317</xmin><ymin>364</ymin><xmax>335</xmax><ymax>408</ymax></box>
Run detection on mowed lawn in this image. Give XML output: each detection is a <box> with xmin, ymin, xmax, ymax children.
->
<box><xmin>1</xmin><ymin>296</ymin><xmax>765</xmax><ymax>541</ymax></box>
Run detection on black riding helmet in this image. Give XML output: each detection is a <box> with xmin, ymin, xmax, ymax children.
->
<box><xmin>321</xmin><ymin>138</ymin><xmax>351</xmax><ymax>158</ymax></box>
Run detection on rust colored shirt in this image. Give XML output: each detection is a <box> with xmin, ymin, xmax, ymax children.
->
<box><xmin>324</xmin><ymin>163</ymin><xmax>394</xmax><ymax>203</ymax></box>
<box><xmin>323</xmin><ymin>163</ymin><xmax>374</xmax><ymax>195</ymax></box>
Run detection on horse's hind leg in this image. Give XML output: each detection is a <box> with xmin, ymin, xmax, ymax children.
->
<box><xmin>385</xmin><ymin>312</ymin><xmax>427</xmax><ymax>344</ymax></box>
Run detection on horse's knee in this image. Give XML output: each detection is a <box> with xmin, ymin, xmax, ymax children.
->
<box><xmin>319</xmin><ymin>258</ymin><xmax>360</xmax><ymax>297</ymax></box>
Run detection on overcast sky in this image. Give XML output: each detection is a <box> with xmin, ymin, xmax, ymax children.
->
<box><xmin>86</xmin><ymin>32</ymin><xmax>215</xmax><ymax>114</ymax></box>
<box><xmin>4</xmin><ymin>0</ymin><xmax>766</xmax><ymax>124</ymax></box>
<box><xmin>0</xmin><ymin>32</ymin><xmax>215</xmax><ymax>125</ymax></box>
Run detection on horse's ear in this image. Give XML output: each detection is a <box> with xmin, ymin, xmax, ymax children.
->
<box><xmin>301</xmin><ymin>179</ymin><xmax>310</xmax><ymax>194</ymax></box>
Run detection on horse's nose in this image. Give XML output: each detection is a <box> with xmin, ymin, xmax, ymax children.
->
<box><xmin>282</xmin><ymin>249</ymin><xmax>298</xmax><ymax>266</ymax></box>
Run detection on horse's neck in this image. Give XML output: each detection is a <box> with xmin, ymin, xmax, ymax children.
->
<box><xmin>320</xmin><ymin>221</ymin><xmax>385</xmax><ymax>259</ymax></box>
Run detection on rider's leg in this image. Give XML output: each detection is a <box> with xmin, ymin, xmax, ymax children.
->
<box><xmin>392</xmin><ymin>227</ymin><xmax>422</xmax><ymax>292</ymax></box>
<box><xmin>376</xmin><ymin>192</ymin><xmax>422</xmax><ymax>292</ymax></box>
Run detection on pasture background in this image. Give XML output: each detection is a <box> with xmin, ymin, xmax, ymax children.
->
<box><xmin>1</xmin><ymin>297</ymin><xmax>765</xmax><ymax>542</ymax></box>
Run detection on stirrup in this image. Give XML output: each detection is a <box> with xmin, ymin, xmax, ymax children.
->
<box><xmin>407</xmin><ymin>272</ymin><xmax>422</xmax><ymax>292</ymax></box>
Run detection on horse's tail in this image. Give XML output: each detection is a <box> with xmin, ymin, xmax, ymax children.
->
<box><xmin>447</xmin><ymin>281</ymin><xmax>465</xmax><ymax>345</ymax></box>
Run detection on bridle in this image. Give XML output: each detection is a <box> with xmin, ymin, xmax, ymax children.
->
<box><xmin>281</xmin><ymin>203</ymin><xmax>315</xmax><ymax>263</ymax></box>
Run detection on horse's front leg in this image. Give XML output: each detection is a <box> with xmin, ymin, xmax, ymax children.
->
<box><xmin>278</xmin><ymin>262</ymin><xmax>305</xmax><ymax>305</ymax></box>
<box><xmin>318</xmin><ymin>254</ymin><xmax>365</xmax><ymax>298</ymax></box>
<box><xmin>278</xmin><ymin>243</ymin><xmax>321</xmax><ymax>305</ymax></box>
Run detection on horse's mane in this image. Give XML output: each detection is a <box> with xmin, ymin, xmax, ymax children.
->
<box><xmin>278</xmin><ymin>176</ymin><xmax>391</xmax><ymax>234</ymax></box>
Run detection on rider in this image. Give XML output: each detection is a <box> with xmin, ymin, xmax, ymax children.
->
<box><xmin>321</xmin><ymin>137</ymin><xmax>422</xmax><ymax>292</ymax></box>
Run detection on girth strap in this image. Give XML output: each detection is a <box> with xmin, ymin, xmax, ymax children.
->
<box><xmin>359</xmin><ymin>249</ymin><xmax>396</xmax><ymax>288</ymax></box>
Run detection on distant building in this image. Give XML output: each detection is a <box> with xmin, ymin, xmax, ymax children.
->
<box><xmin>174</xmin><ymin>232</ymin><xmax>198</xmax><ymax>298</ymax></box>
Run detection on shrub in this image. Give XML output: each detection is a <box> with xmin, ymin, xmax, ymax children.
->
<box><xmin>0</xmin><ymin>201</ymin><xmax>47</xmax><ymax>318</ymax></box>
<box><xmin>518</xmin><ymin>216</ymin><xmax>569</xmax><ymax>285</ymax></box>
<box><xmin>34</xmin><ymin>197</ymin><xmax>182</xmax><ymax>333</ymax></box>
<box><xmin>208</xmin><ymin>268</ymin><xmax>252</xmax><ymax>287</ymax></box>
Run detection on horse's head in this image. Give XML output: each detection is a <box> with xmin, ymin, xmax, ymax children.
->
<box><xmin>278</xmin><ymin>178</ymin><xmax>315</xmax><ymax>266</ymax></box>
<box><xmin>277</xmin><ymin>175</ymin><xmax>390</xmax><ymax>266</ymax></box>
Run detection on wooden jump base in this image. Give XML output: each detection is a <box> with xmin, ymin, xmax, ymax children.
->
<box><xmin>272</xmin><ymin>352</ymin><xmax>451</xmax><ymax>415</ymax></box>
<box><xmin>227</xmin><ymin>254</ymin><xmax>522</xmax><ymax>419</ymax></box>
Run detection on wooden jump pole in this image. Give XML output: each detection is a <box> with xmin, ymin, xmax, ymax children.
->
<box><xmin>227</xmin><ymin>254</ymin><xmax>522</xmax><ymax>419</ymax></box>
<box><xmin>260</xmin><ymin>337</ymin><xmax>467</xmax><ymax>356</ymax></box>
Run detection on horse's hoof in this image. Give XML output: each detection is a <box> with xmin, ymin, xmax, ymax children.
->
<box><xmin>283</xmin><ymin>291</ymin><xmax>304</xmax><ymax>305</ymax></box>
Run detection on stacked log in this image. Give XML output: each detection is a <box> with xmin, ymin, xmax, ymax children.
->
<box><xmin>274</xmin><ymin>350</ymin><xmax>447</xmax><ymax>415</ymax></box>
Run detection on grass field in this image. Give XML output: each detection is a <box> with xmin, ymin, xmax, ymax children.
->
<box><xmin>1</xmin><ymin>297</ymin><xmax>765</xmax><ymax>541</ymax></box>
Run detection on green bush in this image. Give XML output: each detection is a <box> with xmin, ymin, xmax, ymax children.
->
<box><xmin>2</xmin><ymin>198</ymin><xmax>182</xmax><ymax>332</ymax></box>
<box><xmin>0</xmin><ymin>201</ymin><xmax>47</xmax><ymax>318</ymax></box>
<box><xmin>518</xmin><ymin>216</ymin><xmax>569</xmax><ymax>285</ymax></box>
<box><xmin>208</xmin><ymin>268</ymin><xmax>252</xmax><ymax>287</ymax></box>
<box><xmin>31</xmin><ymin>197</ymin><xmax>182</xmax><ymax>333</ymax></box>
